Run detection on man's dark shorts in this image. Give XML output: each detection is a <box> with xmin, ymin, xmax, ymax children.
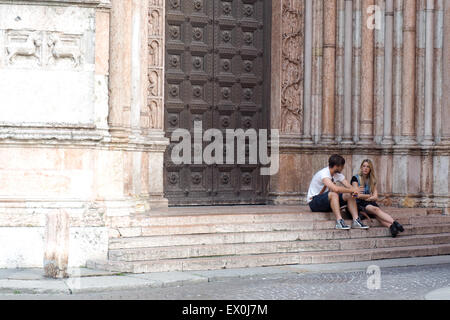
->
<box><xmin>309</xmin><ymin>191</ymin><xmax>347</xmax><ymax>212</ymax></box>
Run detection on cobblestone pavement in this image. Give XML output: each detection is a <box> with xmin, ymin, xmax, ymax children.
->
<box><xmin>2</xmin><ymin>263</ymin><xmax>450</xmax><ymax>300</ymax></box>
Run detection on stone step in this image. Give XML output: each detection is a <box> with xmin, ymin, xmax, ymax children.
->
<box><xmin>108</xmin><ymin>224</ymin><xmax>450</xmax><ymax>249</ymax></box>
<box><xmin>106</xmin><ymin>207</ymin><xmax>431</xmax><ymax>228</ymax></box>
<box><xmin>87</xmin><ymin>243</ymin><xmax>450</xmax><ymax>273</ymax></box>
<box><xmin>107</xmin><ymin>214</ymin><xmax>449</xmax><ymax>239</ymax></box>
<box><xmin>109</xmin><ymin>216</ymin><xmax>418</xmax><ymax>238</ymax></box>
<box><xmin>108</xmin><ymin>233</ymin><xmax>450</xmax><ymax>261</ymax></box>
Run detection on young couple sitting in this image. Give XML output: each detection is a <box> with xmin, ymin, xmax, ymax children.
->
<box><xmin>307</xmin><ymin>154</ymin><xmax>404</xmax><ymax>237</ymax></box>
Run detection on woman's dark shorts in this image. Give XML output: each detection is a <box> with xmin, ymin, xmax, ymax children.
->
<box><xmin>309</xmin><ymin>192</ymin><xmax>346</xmax><ymax>212</ymax></box>
<box><xmin>356</xmin><ymin>199</ymin><xmax>379</xmax><ymax>219</ymax></box>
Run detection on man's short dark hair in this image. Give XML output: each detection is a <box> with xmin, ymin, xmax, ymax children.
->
<box><xmin>329</xmin><ymin>154</ymin><xmax>345</xmax><ymax>168</ymax></box>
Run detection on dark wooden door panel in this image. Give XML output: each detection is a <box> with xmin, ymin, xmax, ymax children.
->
<box><xmin>164</xmin><ymin>0</ymin><xmax>268</xmax><ymax>206</ymax></box>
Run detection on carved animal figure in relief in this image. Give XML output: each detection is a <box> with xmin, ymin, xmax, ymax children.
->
<box><xmin>47</xmin><ymin>34</ymin><xmax>82</xmax><ymax>67</ymax></box>
<box><xmin>6</xmin><ymin>32</ymin><xmax>42</xmax><ymax>65</ymax></box>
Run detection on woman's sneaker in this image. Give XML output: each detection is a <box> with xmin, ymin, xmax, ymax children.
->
<box><xmin>336</xmin><ymin>219</ymin><xmax>351</xmax><ymax>230</ymax></box>
<box><xmin>352</xmin><ymin>217</ymin><xmax>369</xmax><ymax>229</ymax></box>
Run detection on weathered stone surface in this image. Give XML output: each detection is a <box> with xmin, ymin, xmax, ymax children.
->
<box><xmin>0</xmin><ymin>3</ymin><xmax>98</xmax><ymax>126</ymax></box>
<box><xmin>44</xmin><ymin>210</ymin><xmax>70</xmax><ymax>278</ymax></box>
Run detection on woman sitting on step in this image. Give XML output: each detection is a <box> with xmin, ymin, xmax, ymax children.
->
<box><xmin>351</xmin><ymin>159</ymin><xmax>405</xmax><ymax>238</ymax></box>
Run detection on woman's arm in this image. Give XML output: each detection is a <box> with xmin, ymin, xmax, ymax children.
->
<box><xmin>367</xmin><ymin>185</ymin><xmax>379</xmax><ymax>202</ymax></box>
<box><xmin>352</xmin><ymin>182</ymin><xmax>371</xmax><ymax>200</ymax></box>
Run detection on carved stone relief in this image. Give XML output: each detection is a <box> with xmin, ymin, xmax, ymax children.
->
<box><xmin>5</xmin><ymin>31</ymin><xmax>42</xmax><ymax>66</ymax></box>
<box><xmin>3</xmin><ymin>30</ymin><xmax>84</xmax><ymax>69</ymax></box>
<box><xmin>47</xmin><ymin>33</ymin><xmax>83</xmax><ymax>68</ymax></box>
<box><xmin>148</xmin><ymin>39</ymin><xmax>162</xmax><ymax>66</ymax></box>
<box><xmin>281</xmin><ymin>0</ymin><xmax>304</xmax><ymax>134</ymax></box>
<box><xmin>147</xmin><ymin>0</ymin><xmax>165</xmax><ymax>130</ymax></box>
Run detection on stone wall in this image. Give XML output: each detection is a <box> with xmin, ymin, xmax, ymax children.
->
<box><xmin>269</xmin><ymin>0</ymin><xmax>450</xmax><ymax>210</ymax></box>
<box><xmin>0</xmin><ymin>0</ymin><xmax>169</xmax><ymax>269</ymax></box>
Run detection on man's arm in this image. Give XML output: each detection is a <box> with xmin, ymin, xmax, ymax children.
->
<box><xmin>323</xmin><ymin>178</ymin><xmax>358</xmax><ymax>194</ymax></box>
<box><xmin>352</xmin><ymin>181</ymin><xmax>371</xmax><ymax>200</ymax></box>
<box><xmin>342</xmin><ymin>179</ymin><xmax>362</xmax><ymax>196</ymax></box>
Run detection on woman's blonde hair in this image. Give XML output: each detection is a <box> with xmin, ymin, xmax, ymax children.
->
<box><xmin>359</xmin><ymin>159</ymin><xmax>377</xmax><ymax>193</ymax></box>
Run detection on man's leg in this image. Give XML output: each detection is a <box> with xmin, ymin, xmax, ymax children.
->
<box><xmin>342</xmin><ymin>193</ymin><xmax>359</xmax><ymax>220</ymax></box>
<box><xmin>328</xmin><ymin>192</ymin><xmax>343</xmax><ymax>221</ymax></box>
<box><xmin>343</xmin><ymin>194</ymin><xmax>369</xmax><ymax>229</ymax></box>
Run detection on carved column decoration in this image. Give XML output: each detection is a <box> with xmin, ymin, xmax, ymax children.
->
<box><xmin>147</xmin><ymin>0</ymin><xmax>164</xmax><ymax>130</ymax></box>
<box><xmin>281</xmin><ymin>0</ymin><xmax>305</xmax><ymax>134</ymax></box>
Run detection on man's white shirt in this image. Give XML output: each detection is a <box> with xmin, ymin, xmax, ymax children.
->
<box><xmin>307</xmin><ymin>167</ymin><xmax>346</xmax><ymax>203</ymax></box>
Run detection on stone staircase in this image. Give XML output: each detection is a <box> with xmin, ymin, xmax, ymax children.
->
<box><xmin>87</xmin><ymin>206</ymin><xmax>450</xmax><ymax>273</ymax></box>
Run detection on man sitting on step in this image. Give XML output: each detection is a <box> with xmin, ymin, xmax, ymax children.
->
<box><xmin>307</xmin><ymin>154</ymin><xmax>369</xmax><ymax>230</ymax></box>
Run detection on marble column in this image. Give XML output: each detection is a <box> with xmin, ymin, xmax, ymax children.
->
<box><xmin>401</xmin><ymin>0</ymin><xmax>416</xmax><ymax>144</ymax></box>
<box><xmin>322</xmin><ymin>0</ymin><xmax>337</xmax><ymax>143</ymax></box>
<box><xmin>311</xmin><ymin>0</ymin><xmax>323</xmax><ymax>144</ymax></box>
<box><xmin>382</xmin><ymin>0</ymin><xmax>394</xmax><ymax>144</ymax></box>
<box><xmin>422</xmin><ymin>0</ymin><xmax>434</xmax><ymax>145</ymax></box>
<box><xmin>109</xmin><ymin>0</ymin><xmax>132</xmax><ymax>135</ymax></box>
<box><xmin>335</xmin><ymin>0</ymin><xmax>345</xmax><ymax>143</ymax></box>
<box><xmin>442</xmin><ymin>0</ymin><xmax>450</xmax><ymax>144</ymax></box>
<box><xmin>130</xmin><ymin>0</ymin><xmax>145</xmax><ymax>134</ymax></box>
<box><xmin>303</xmin><ymin>0</ymin><xmax>313</xmax><ymax>142</ymax></box>
<box><xmin>392</xmin><ymin>0</ymin><xmax>403</xmax><ymax>144</ymax></box>
<box><xmin>359</xmin><ymin>0</ymin><xmax>375</xmax><ymax>143</ymax></box>
<box><xmin>342</xmin><ymin>0</ymin><xmax>353</xmax><ymax>143</ymax></box>
<box><xmin>374</xmin><ymin>0</ymin><xmax>385</xmax><ymax>144</ymax></box>
<box><xmin>433</xmin><ymin>0</ymin><xmax>443</xmax><ymax>144</ymax></box>
<box><xmin>415</xmin><ymin>0</ymin><xmax>426</xmax><ymax>144</ymax></box>
<box><xmin>352</xmin><ymin>0</ymin><xmax>362</xmax><ymax>143</ymax></box>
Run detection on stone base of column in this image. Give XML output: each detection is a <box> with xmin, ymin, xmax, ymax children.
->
<box><xmin>421</xmin><ymin>137</ymin><xmax>435</xmax><ymax>146</ymax></box>
<box><xmin>357</xmin><ymin>137</ymin><xmax>375</xmax><ymax>144</ymax></box>
<box><xmin>381</xmin><ymin>136</ymin><xmax>395</xmax><ymax>145</ymax></box>
<box><xmin>300</xmin><ymin>136</ymin><xmax>314</xmax><ymax>144</ymax></box>
<box><xmin>320</xmin><ymin>135</ymin><xmax>338</xmax><ymax>145</ymax></box>
<box><xmin>340</xmin><ymin>137</ymin><xmax>354</xmax><ymax>145</ymax></box>
<box><xmin>398</xmin><ymin>136</ymin><xmax>417</xmax><ymax>145</ymax></box>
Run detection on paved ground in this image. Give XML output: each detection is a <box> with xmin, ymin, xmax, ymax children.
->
<box><xmin>0</xmin><ymin>256</ymin><xmax>449</xmax><ymax>300</ymax></box>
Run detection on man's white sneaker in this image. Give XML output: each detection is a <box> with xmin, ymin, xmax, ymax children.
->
<box><xmin>336</xmin><ymin>219</ymin><xmax>351</xmax><ymax>230</ymax></box>
<box><xmin>352</xmin><ymin>217</ymin><xmax>369</xmax><ymax>229</ymax></box>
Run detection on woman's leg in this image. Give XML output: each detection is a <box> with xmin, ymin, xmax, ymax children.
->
<box><xmin>365</xmin><ymin>205</ymin><xmax>394</xmax><ymax>227</ymax></box>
